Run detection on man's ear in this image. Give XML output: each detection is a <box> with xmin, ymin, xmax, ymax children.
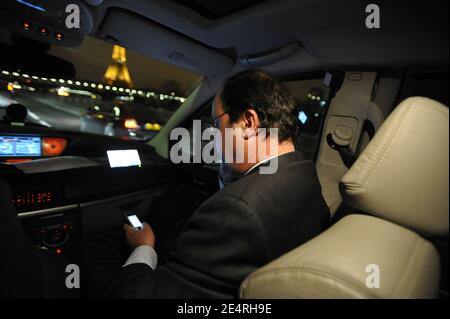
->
<box><xmin>241</xmin><ymin>109</ymin><xmax>259</xmax><ymax>139</ymax></box>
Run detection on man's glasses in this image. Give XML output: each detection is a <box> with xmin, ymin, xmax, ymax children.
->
<box><xmin>204</xmin><ymin>111</ymin><xmax>227</xmax><ymax>130</ymax></box>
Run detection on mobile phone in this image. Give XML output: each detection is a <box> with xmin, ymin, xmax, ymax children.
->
<box><xmin>124</xmin><ymin>213</ymin><xmax>143</xmax><ymax>230</ymax></box>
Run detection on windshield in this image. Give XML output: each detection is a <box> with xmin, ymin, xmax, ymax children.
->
<box><xmin>0</xmin><ymin>36</ymin><xmax>203</xmax><ymax>141</ymax></box>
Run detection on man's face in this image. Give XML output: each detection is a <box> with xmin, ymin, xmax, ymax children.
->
<box><xmin>212</xmin><ymin>92</ymin><xmax>230</xmax><ymax>163</ymax></box>
<box><xmin>212</xmin><ymin>93</ymin><xmax>229</xmax><ymax>141</ymax></box>
<box><xmin>211</xmin><ymin>92</ymin><xmax>259</xmax><ymax>173</ymax></box>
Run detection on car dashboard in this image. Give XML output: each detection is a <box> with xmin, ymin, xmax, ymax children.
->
<box><xmin>0</xmin><ymin>124</ymin><xmax>182</xmax><ymax>254</ymax></box>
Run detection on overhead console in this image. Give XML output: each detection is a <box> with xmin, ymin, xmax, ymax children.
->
<box><xmin>0</xmin><ymin>0</ymin><xmax>93</xmax><ymax>46</ymax></box>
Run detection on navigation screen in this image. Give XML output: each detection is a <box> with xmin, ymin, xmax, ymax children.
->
<box><xmin>0</xmin><ymin>136</ymin><xmax>41</xmax><ymax>157</ymax></box>
<box><xmin>107</xmin><ymin>149</ymin><xmax>141</xmax><ymax>168</ymax></box>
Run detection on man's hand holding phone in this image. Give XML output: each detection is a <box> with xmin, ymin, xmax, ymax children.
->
<box><xmin>123</xmin><ymin>214</ymin><xmax>155</xmax><ymax>249</ymax></box>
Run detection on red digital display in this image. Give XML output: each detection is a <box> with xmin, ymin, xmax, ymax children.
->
<box><xmin>13</xmin><ymin>191</ymin><xmax>53</xmax><ymax>208</ymax></box>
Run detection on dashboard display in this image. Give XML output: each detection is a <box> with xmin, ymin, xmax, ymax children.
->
<box><xmin>13</xmin><ymin>190</ymin><xmax>53</xmax><ymax>208</ymax></box>
<box><xmin>107</xmin><ymin>149</ymin><xmax>141</xmax><ymax>168</ymax></box>
<box><xmin>0</xmin><ymin>136</ymin><xmax>41</xmax><ymax>157</ymax></box>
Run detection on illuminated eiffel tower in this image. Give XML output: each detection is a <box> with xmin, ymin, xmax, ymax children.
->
<box><xmin>103</xmin><ymin>45</ymin><xmax>133</xmax><ymax>88</ymax></box>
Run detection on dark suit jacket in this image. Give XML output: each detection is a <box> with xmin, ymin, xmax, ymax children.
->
<box><xmin>105</xmin><ymin>151</ymin><xmax>330</xmax><ymax>298</ymax></box>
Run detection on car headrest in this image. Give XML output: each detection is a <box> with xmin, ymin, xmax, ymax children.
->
<box><xmin>341</xmin><ymin>97</ymin><xmax>449</xmax><ymax>236</ymax></box>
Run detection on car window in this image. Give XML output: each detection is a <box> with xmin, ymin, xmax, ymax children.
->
<box><xmin>285</xmin><ymin>78</ymin><xmax>331</xmax><ymax>160</ymax></box>
<box><xmin>181</xmin><ymin>100</ymin><xmax>215</xmax><ymax>166</ymax></box>
<box><xmin>0</xmin><ymin>36</ymin><xmax>203</xmax><ymax>141</ymax></box>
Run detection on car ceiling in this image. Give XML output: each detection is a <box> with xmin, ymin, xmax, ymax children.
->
<box><xmin>1</xmin><ymin>0</ymin><xmax>448</xmax><ymax>78</ymax></box>
<box><xmin>88</xmin><ymin>0</ymin><xmax>448</xmax><ymax>75</ymax></box>
<box><xmin>167</xmin><ymin>0</ymin><xmax>266</xmax><ymax>20</ymax></box>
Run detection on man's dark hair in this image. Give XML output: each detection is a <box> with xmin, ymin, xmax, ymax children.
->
<box><xmin>220</xmin><ymin>69</ymin><xmax>298</xmax><ymax>142</ymax></box>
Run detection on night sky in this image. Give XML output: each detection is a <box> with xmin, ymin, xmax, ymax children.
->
<box><xmin>49</xmin><ymin>36</ymin><xmax>203</xmax><ymax>95</ymax></box>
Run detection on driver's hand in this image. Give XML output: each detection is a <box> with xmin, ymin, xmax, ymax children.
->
<box><xmin>123</xmin><ymin>223</ymin><xmax>155</xmax><ymax>249</ymax></box>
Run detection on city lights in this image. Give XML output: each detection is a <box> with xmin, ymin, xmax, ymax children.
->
<box><xmin>0</xmin><ymin>69</ymin><xmax>187</xmax><ymax>103</ymax></box>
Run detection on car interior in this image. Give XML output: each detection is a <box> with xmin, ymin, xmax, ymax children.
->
<box><xmin>0</xmin><ymin>0</ymin><xmax>448</xmax><ymax>299</ymax></box>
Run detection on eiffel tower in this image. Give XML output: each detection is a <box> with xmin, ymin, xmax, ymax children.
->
<box><xmin>103</xmin><ymin>45</ymin><xmax>133</xmax><ymax>88</ymax></box>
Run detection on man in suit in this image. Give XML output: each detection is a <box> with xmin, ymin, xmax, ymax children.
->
<box><xmin>106</xmin><ymin>69</ymin><xmax>330</xmax><ymax>298</ymax></box>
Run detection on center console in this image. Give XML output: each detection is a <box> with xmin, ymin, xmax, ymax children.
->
<box><xmin>19</xmin><ymin>205</ymin><xmax>80</xmax><ymax>252</ymax></box>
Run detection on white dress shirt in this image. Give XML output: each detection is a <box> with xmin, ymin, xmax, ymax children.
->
<box><xmin>123</xmin><ymin>245</ymin><xmax>158</xmax><ymax>269</ymax></box>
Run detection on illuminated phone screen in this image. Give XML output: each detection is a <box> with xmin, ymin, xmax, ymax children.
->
<box><xmin>127</xmin><ymin>215</ymin><xmax>143</xmax><ymax>229</ymax></box>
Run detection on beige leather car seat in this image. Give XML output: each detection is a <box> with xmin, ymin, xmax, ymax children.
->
<box><xmin>240</xmin><ymin>97</ymin><xmax>448</xmax><ymax>298</ymax></box>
